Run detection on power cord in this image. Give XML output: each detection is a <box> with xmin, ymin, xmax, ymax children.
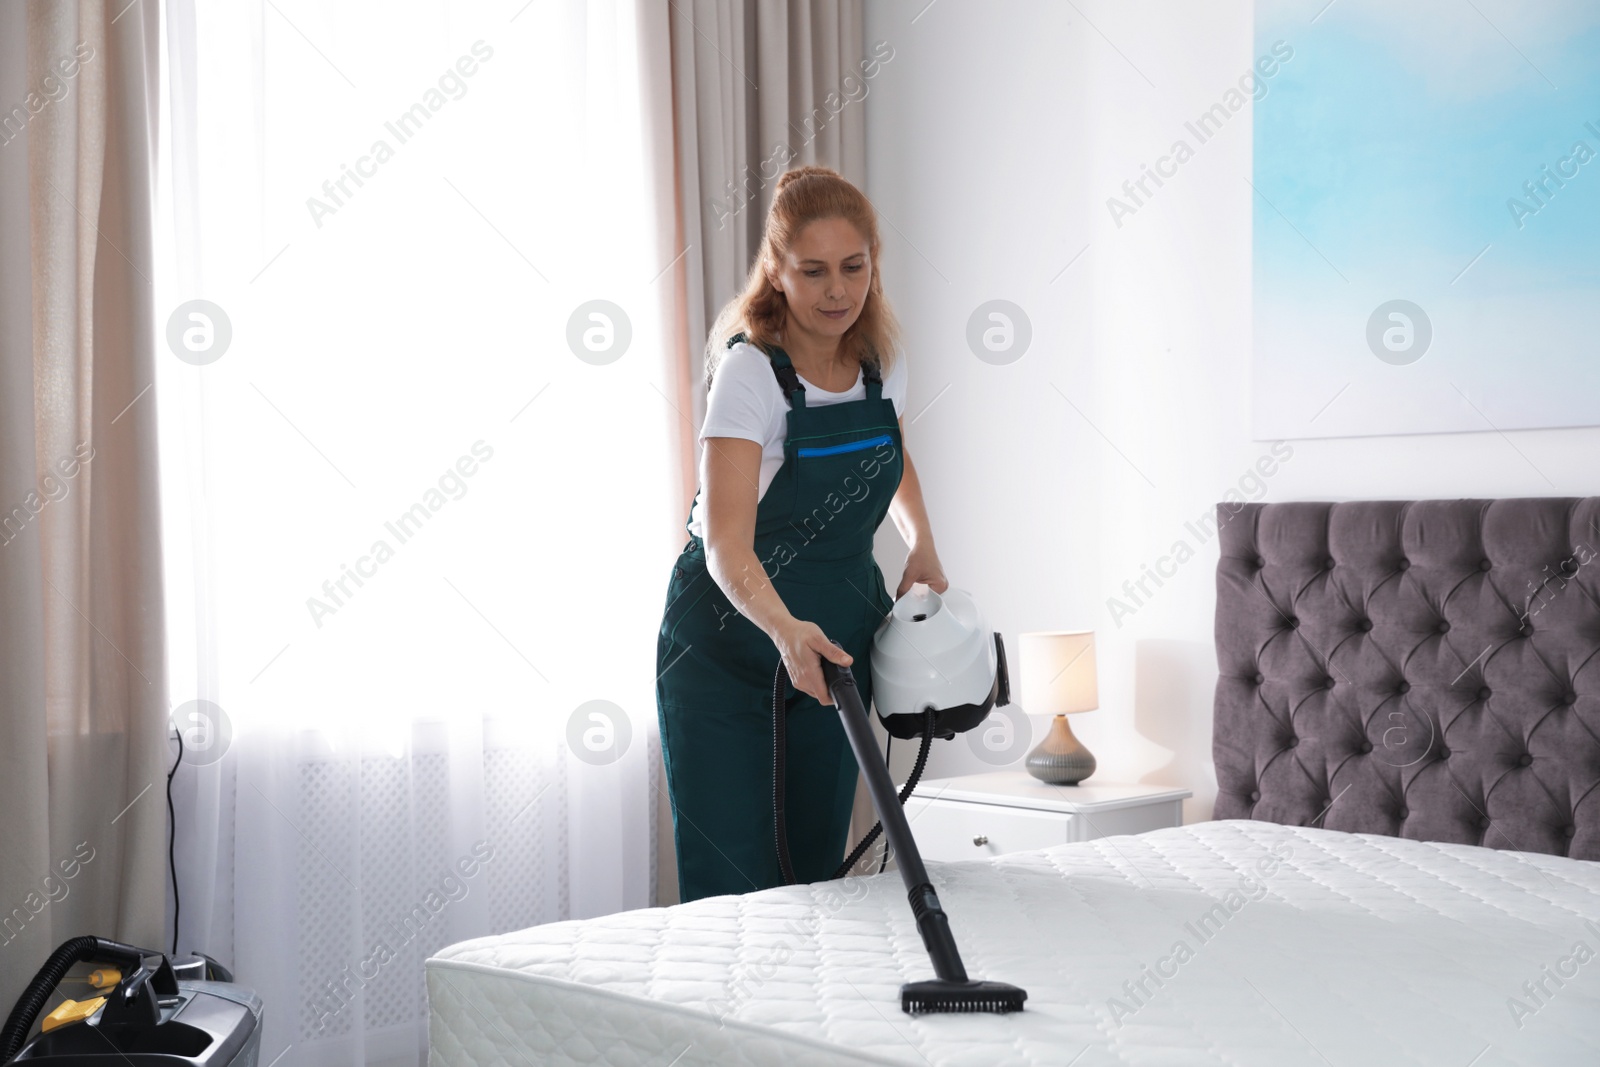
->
<box><xmin>167</xmin><ymin>724</ymin><xmax>183</xmax><ymax>956</ymax></box>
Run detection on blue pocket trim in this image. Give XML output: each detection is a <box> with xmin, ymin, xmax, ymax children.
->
<box><xmin>796</xmin><ymin>433</ymin><xmax>893</xmax><ymax>458</ymax></box>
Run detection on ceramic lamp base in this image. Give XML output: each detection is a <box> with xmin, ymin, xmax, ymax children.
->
<box><xmin>1025</xmin><ymin>714</ymin><xmax>1096</xmax><ymax>785</ymax></box>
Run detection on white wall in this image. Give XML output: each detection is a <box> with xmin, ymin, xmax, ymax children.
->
<box><xmin>865</xmin><ymin>0</ymin><xmax>1600</xmax><ymax>822</ymax></box>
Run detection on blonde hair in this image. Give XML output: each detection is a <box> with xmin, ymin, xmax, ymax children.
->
<box><xmin>704</xmin><ymin>165</ymin><xmax>901</xmax><ymax>387</ymax></box>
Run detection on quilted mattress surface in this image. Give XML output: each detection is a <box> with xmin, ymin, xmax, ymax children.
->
<box><xmin>426</xmin><ymin>821</ymin><xmax>1600</xmax><ymax>1066</ymax></box>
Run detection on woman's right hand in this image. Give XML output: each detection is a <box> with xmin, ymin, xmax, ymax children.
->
<box><xmin>774</xmin><ymin>617</ymin><xmax>853</xmax><ymax>705</ymax></box>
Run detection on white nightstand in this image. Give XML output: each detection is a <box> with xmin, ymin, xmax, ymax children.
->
<box><xmin>904</xmin><ymin>771</ymin><xmax>1191</xmax><ymax>862</ymax></box>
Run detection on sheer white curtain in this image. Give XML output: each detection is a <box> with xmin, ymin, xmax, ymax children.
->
<box><xmin>154</xmin><ymin>2</ymin><xmax>680</xmax><ymax>1064</ymax></box>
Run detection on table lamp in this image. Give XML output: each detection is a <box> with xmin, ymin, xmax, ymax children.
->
<box><xmin>1019</xmin><ymin>630</ymin><xmax>1099</xmax><ymax>785</ymax></box>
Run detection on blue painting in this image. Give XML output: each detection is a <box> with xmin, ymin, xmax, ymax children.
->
<box><xmin>1252</xmin><ymin>0</ymin><xmax>1600</xmax><ymax>439</ymax></box>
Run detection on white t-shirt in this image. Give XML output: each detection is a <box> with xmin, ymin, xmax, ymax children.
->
<box><xmin>686</xmin><ymin>341</ymin><xmax>908</xmax><ymax>538</ymax></box>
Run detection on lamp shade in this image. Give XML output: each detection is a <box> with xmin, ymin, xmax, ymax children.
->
<box><xmin>1019</xmin><ymin>631</ymin><xmax>1098</xmax><ymax>715</ymax></box>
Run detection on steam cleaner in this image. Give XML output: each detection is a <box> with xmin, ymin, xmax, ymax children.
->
<box><xmin>1</xmin><ymin>937</ymin><xmax>261</xmax><ymax>1066</ymax></box>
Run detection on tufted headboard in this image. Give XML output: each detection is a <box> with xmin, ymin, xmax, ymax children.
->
<box><xmin>1212</xmin><ymin>497</ymin><xmax>1600</xmax><ymax>861</ymax></box>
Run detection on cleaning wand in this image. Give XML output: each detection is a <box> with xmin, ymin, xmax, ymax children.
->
<box><xmin>822</xmin><ymin>654</ymin><xmax>1028</xmax><ymax>1014</ymax></box>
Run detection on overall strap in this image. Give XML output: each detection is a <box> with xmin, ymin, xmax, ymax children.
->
<box><xmin>767</xmin><ymin>349</ymin><xmax>806</xmax><ymax>408</ymax></box>
<box><xmin>863</xmin><ymin>360</ymin><xmax>883</xmax><ymax>401</ymax></box>
<box><xmin>729</xmin><ymin>331</ymin><xmax>806</xmax><ymax>408</ymax></box>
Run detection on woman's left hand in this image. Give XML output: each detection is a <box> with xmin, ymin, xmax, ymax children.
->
<box><xmin>896</xmin><ymin>544</ymin><xmax>949</xmax><ymax>597</ymax></box>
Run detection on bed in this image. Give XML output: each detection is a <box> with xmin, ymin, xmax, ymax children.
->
<box><xmin>427</xmin><ymin>497</ymin><xmax>1600</xmax><ymax>1065</ymax></box>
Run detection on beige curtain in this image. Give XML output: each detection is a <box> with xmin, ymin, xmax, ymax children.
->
<box><xmin>0</xmin><ymin>0</ymin><xmax>167</xmax><ymax>1008</ymax></box>
<box><xmin>657</xmin><ymin>0</ymin><xmax>869</xmax><ymax>905</ymax></box>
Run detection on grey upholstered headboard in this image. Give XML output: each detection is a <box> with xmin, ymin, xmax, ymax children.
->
<box><xmin>1212</xmin><ymin>497</ymin><xmax>1600</xmax><ymax>861</ymax></box>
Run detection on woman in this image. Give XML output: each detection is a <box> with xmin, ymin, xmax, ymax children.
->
<box><xmin>656</xmin><ymin>166</ymin><xmax>948</xmax><ymax>904</ymax></box>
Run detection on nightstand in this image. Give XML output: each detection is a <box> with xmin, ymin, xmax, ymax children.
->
<box><xmin>904</xmin><ymin>770</ymin><xmax>1191</xmax><ymax>862</ymax></box>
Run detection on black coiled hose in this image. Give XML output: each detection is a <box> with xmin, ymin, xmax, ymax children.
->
<box><xmin>0</xmin><ymin>936</ymin><xmax>151</xmax><ymax>1060</ymax></box>
<box><xmin>772</xmin><ymin>661</ymin><xmax>934</xmax><ymax>885</ymax></box>
<box><xmin>773</xmin><ymin>661</ymin><xmax>795</xmax><ymax>884</ymax></box>
<box><xmin>832</xmin><ymin>708</ymin><xmax>932</xmax><ymax>880</ymax></box>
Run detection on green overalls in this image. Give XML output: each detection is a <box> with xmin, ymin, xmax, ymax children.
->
<box><xmin>656</xmin><ymin>334</ymin><xmax>904</xmax><ymax>903</ymax></box>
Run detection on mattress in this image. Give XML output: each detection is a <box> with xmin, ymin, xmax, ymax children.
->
<box><xmin>426</xmin><ymin>821</ymin><xmax>1600</xmax><ymax>1066</ymax></box>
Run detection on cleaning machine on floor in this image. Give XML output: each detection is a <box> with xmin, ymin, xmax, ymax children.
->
<box><xmin>772</xmin><ymin>583</ymin><xmax>1029</xmax><ymax>1015</ymax></box>
<box><xmin>1</xmin><ymin>937</ymin><xmax>262</xmax><ymax>1066</ymax></box>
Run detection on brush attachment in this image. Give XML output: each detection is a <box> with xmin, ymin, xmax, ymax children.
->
<box><xmin>901</xmin><ymin>979</ymin><xmax>1028</xmax><ymax>1014</ymax></box>
<box><xmin>900</xmin><ymin>883</ymin><xmax>1029</xmax><ymax>1014</ymax></box>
